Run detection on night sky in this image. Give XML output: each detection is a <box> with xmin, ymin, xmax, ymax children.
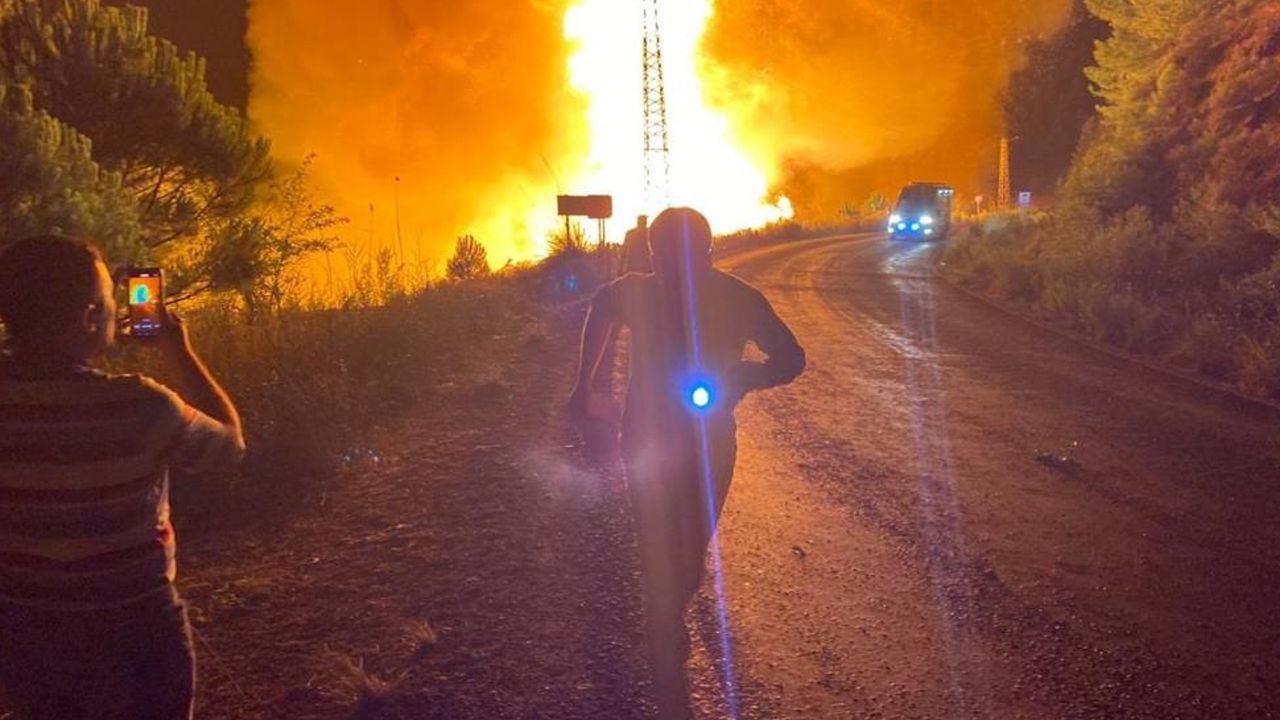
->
<box><xmin>124</xmin><ymin>0</ymin><xmax>251</xmax><ymax>108</ymax></box>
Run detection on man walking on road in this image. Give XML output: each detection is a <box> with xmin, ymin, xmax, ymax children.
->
<box><xmin>621</xmin><ymin>214</ymin><xmax>652</xmax><ymax>274</ymax></box>
<box><xmin>0</xmin><ymin>236</ymin><xmax>246</xmax><ymax>719</ymax></box>
<box><xmin>569</xmin><ymin>208</ymin><xmax>805</xmax><ymax>718</ymax></box>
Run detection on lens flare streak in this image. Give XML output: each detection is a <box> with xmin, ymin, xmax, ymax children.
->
<box><xmin>680</xmin><ymin>215</ymin><xmax>741</xmax><ymax>717</ymax></box>
<box><xmin>889</xmin><ymin>246</ymin><xmax>992</xmax><ymax>711</ymax></box>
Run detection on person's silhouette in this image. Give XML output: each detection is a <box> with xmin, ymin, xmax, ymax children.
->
<box><xmin>569</xmin><ymin>207</ymin><xmax>805</xmax><ymax>718</ymax></box>
<box><xmin>621</xmin><ymin>214</ymin><xmax>651</xmax><ymax>274</ymax></box>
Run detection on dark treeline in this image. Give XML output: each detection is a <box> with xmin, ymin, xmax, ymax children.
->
<box><xmin>1003</xmin><ymin>0</ymin><xmax>1110</xmax><ymax>199</ymax></box>
<box><xmin>950</xmin><ymin>0</ymin><xmax>1280</xmax><ymax>399</ymax></box>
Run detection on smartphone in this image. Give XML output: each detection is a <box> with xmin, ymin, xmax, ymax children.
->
<box><xmin>126</xmin><ymin>267</ymin><xmax>164</xmax><ymax>337</ymax></box>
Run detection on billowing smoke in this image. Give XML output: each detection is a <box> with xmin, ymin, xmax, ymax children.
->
<box><xmin>701</xmin><ymin>0</ymin><xmax>1074</xmax><ymax>217</ymax></box>
<box><xmin>247</xmin><ymin>0</ymin><xmax>586</xmax><ymax>265</ymax></box>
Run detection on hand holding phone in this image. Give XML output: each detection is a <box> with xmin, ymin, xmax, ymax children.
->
<box><xmin>126</xmin><ymin>267</ymin><xmax>164</xmax><ymax>338</ymax></box>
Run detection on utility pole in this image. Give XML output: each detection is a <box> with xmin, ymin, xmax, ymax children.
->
<box><xmin>394</xmin><ymin>176</ymin><xmax>404</xmax><ymax>264</ymax></box>
<box><xmin>997</xmin><ymin>137</ymin><xmax>1012</xmax><ymax>210</ymax></box>
<box><xmin>641</xmin><ymin>0</ymin><xmax>671</xmax><ymax>210</ymax></box>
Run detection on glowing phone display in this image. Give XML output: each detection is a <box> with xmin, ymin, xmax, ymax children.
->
<box><xmin>127</xmin><ymin>268</ymin><xmax>163</xmax><ymax>337</ymax></box>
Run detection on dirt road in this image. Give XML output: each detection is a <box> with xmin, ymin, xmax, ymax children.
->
<box><xmin>704</xmin><ymin>234</ymin><xmax>1280</xmax><ymax>719</ymax></box>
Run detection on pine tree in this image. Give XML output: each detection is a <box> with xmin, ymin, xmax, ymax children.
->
<box><xmin>0</xmin><ymin>0</ymin><xmax>271</xmax><ymax>248</ymax></box>
<box><xmin>1064</xmin><ymin>0</ymin><xmax>1212</xmax><ymax>215</ymax></box>
<box><xmin>1003</xmin><ymin>0</ymin><xmax>1109</xmax><ymax>197</ymax></box>
<box><xmin>0</xmin><ymin>84</ymin><xmax>140</xmax><ymax>257</ymax></box>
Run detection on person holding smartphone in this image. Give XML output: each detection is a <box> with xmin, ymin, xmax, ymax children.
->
<box><xmin>0</xmin><ymin>235</ymin><xmax>245</xmax><ymax>720</ymax></box>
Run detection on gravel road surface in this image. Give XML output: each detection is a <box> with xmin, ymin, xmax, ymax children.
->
<box><xmin>701</xmin><ymin>234</ymin><xmax>1280</xmax><ymax>719</ymax></box>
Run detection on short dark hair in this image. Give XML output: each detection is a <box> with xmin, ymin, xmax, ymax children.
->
<box><xmin>649</xmin><ymin>207</ymin><xmax>713</xmax><ymax>260</ymax></box>
<box><xmin>0</xmin><ymin>235</ymin><xmax>105</xmax><ymax>342</ymax></box>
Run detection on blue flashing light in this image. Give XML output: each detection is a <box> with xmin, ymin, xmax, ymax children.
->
<box><xmin>692</xmin><ymin>386</ymin><xmax>711</xmax><ymax>408</ymax></box>
<box><xmin>897</xmin><ymin>222</ymin><xmax>907</xmax><ymax>230</ymax></box>
<box><xmin>684</xmin><ymin>376</ymin><xmax>717</xmax><ymax>413</ymax></box>
<box><xmin>910</xmin><ymin>223</ymin><xmax>921</xmax><ymax>231</ymax></box>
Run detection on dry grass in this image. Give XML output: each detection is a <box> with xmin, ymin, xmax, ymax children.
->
<box><xmin>326</xmin><ymin>651</ymin><xmax>405</xmax><ymax>718</ymax></box>
<box><xmin>167</xmin><ymin>289</ymin><xmax>652</xmax><ymax>719</ymax></box>
<box><xmin>403</xmin><ymin>620</ymin><xmax>439</xmax><ymax>661</ymax></box>
<box><xmin>135</xmin><ymin>251</ymin><xmax>611</xmax><ymax>529</ymax></box>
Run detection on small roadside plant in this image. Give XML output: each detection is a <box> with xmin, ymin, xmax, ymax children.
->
<box><xmin>446</xmin><ymin>234</ymin><xmax>490</xmax><ymax>280</ymax></box>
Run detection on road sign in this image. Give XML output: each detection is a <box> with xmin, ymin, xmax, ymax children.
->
<box><xmin>1018</xmin><ymin>191</ymin><xmax>1032</xmax><ymax>210</ymax></box>
<box><xmin>557</xmin><ymin>195</ymin><xmax>613</xmax><ymax>220</ymax></box>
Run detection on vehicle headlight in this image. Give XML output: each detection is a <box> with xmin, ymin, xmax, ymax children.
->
<box><xmin>890</xmin><ymin>214</ymin><xmax>902</xmax><ymax>224</ymax></box>
<box><xmin>920</xmin><ymin>215</ymin><xmax>934</xmax><ymax>226</ymax></box>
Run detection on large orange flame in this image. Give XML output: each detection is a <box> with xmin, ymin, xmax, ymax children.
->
<box><xmin>563</xmin><ymin>0</ymin><xmax>792</xmax><ymax>241</ymax></box>
<box><xmin>246</xmin><ymin>0</ymin><xmax>1072</xmax><ymax>271</ymax></box>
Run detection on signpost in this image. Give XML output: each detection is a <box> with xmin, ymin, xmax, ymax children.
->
<box><xmin>1018</xmin><ymin>191</ymin><xmax>1033</xmax><ymax>211</ymax></box>
<box><xmin>557</xmin><ymin>194</ymin><xmax>613</xmax><ymax>245</ymax></box>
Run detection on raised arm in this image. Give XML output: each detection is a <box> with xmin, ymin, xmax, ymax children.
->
<box><xmin>733</xmin><ymin>286</ymin><xmax>806</xmax><ymax>395</ymax></box>
<box><xmin>568</xmin><ymin>281</ymin><xmax>623</xmax><ymax>418</ymax></box>
<box><xmin>157</xmin><ymin>309</ymin><xmax>245</xmax><ymax>459</ymax></box>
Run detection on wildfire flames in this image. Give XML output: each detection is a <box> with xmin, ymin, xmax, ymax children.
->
<box><xmin>247</xmin><ymin>0</ymin><xmax>1071</xmax><ymax>268</ymax></box>
<box><xmin>564</xmin><ymin>0</ymin><xmax>792</xmax><ymax>239</ymax></box>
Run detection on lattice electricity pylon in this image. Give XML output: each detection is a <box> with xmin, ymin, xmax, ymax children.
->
<box><xmin>642</xmin><ymin>0</ymin><xmax>671</xmax><ymax>210</ymax></box>
<box><xmin>997</xmin><ymin>137</ymin><xmax>1012</xmax><ymax>209</ymax></box>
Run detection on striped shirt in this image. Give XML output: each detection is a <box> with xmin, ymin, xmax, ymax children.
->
<box><xmin>0</xmin><ymin>364</ymin><xmax>243</xmax><ymax>611</ymax></box>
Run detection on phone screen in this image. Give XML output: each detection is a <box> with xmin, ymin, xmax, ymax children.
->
<box><xmin>127</xmin><ymin>268</ymin><xmax>163</xmax><ymax>337</ymax></box>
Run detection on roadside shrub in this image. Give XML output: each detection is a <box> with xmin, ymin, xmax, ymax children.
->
<box><xmin>547</xmin><ymin>223</ymin><xmax>590</xmax><ymax>259</ymax></box>
<box><xmin>1234</xmin><ymin>334</ymin><xmax>1280</xmax><ymax>398</ymax></box>
<box><xmin>1168</xmin><ymin>316</ymin><xmax>1236</xmax><ymax>380</ymax></box>
<box><xmin>445</xmin><ymin>235</ymin><xmax>490</xmax><ymax>280</ymax></box>
<box><xmin>536</xmin><ymin>245</ymin><xmax>611</xmax><ymax>302</ymax></box>
<box><xmin>944</xmin><ymin>208</ymin><xmax>1280</xmax><ymax>399</ymax></box>
<box><xmin>1223</xmin><ymin>256</ymin><xmax>1280</xmax><ymax>334</ymax></box>
<box><xmin>942</xmin><ymin>214</ymin><xmax>1043</xmax><ymax>299</ymax></box>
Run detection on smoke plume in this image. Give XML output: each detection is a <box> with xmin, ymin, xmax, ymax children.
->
<box><xmin>701</xmin><ymin>0</ymin><xmax>1074</xmax><ymax>217</ymax></box>
<box><xmin>247</xmin><ymin>0</ymin><xmax>585</xmax><ymax>265</ymax></box>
